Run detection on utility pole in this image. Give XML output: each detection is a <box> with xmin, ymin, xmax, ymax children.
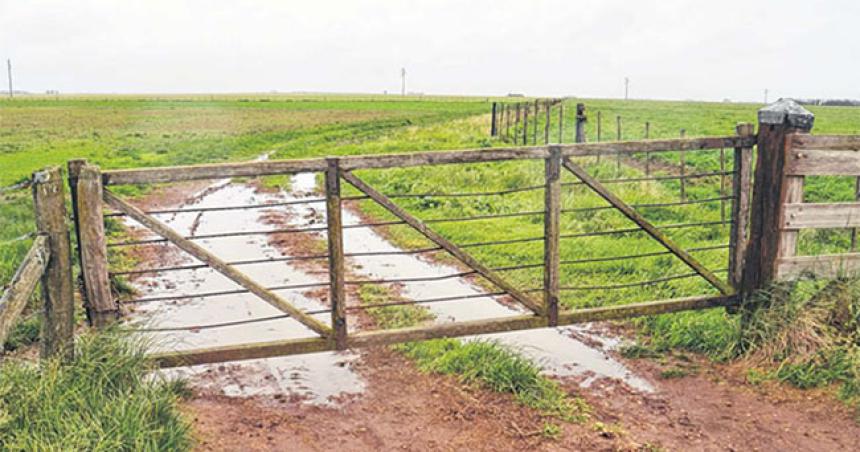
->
<box><xmin>7</xmin><ymin>59</ymin><xmax>12</xmax><ymax>99</ymax></box>
<box><xmin>401</xmin><ymin>67</ymin><xmax>406</xmax><ymax>96</ymax></box>
<box><xmin>624</xmin><ymin>77</ymin><xmax>629</xmax><ymax>100</ymax></box>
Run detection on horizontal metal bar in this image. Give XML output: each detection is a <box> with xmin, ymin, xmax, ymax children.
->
<box><xmin>555</xmin><ymin>268</ymin><xmax>728</xmax><ymax>291</ymax></box>
<box><xmin>130</xmin><ymin>308</ymin><xmax>332</xmax><ymax>333</ymax></box>
<box><xmin>104</xmin><ymin>197</ymin><xmax>328</xmax><ymax>218</ymax></box>
<box><xmin>109</xmin><ymin>254</ymin><xmax>330</xmax><ymax>276</ymax></box>
<box><xmin>344</xmin><ymin>246</ymin><xmax>443</xmax><ymax>258</ymax></box>
<box><xmin>345</xmin><ymin>271</ymin><xmax>478</xmax><ymax>285</ymax></box>
<box><xmin>561</xmin><ymin>196</ymin><xmax>733</xmax><ymax>215</ymax></box>
<box><xmin>107</xmin><ymin>225</ymin><xmax>330</xmax><ymax>247</ymax></box>
<box><xmin>125</xmin><ymin>281</ymin><xmax>330</xmax><ymax>304</ymax></box>
<box><xmin>562</xmin><ymin>170</ymin><xmax>733</xmax><ymax>188</ymax></box>
<box><xmin>353</xmin><ymin>291</ymin><xmax>509</xmax><ymax>311</ymax></box>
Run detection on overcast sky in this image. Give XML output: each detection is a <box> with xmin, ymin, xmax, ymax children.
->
<box><xmin>2</xmin><ymin>0</ymin><xmax>857</xmax><ymax>102</ymax></box>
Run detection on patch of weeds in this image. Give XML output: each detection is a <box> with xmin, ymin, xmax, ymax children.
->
<box><xmin>592</xmin><ymin>421</ymin><xmax>626</xmax><ymax>439</ymax></box>
<box><xmin>2</xmin><ymin>313</ymin><xmax>40</xmax><ymax>352</ymax></box>
<box><xmin>541</xmin><ymin>422</ymin><xmax>561</xmax><ymax>439</ymax></box>
<box><xmin>659</xmin><ymin>367</ymin><xmax>692</xmax><ymax>379</ymax></box>
<box><xmin>619</xmin><ymin>343</ymin><xmax>662</xmax><ymax>360</ymax></box>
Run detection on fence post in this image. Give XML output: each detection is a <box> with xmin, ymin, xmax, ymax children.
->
<box><xmin>533</xmin><ymin>99</ymin><xmax>539</xmax><ymax>144</ymax></box>
<box><xmin>491</xmin><ymin>102</ymin><xmax>498</xmax><ymax>136</ymax></box>
<box><xmin>325</xmin><ymin>158</ymin><xmax>348</xmax><ymax>349</ymax></box>
<box><xmin>32</xmin><ymin>166</ymin><xmax>75</xmax><ymax>361</ymax></box>
<box><xmin>596</xmin><ymin>111</ymin><xmax>602</xmax><ymax>143</ymax></box>
<box><xmin>505</xmin><ymin>104</ymin><xmax>511</xmax><ymax>141</ymax></box>
<box><xmin>514</xmin><ymin>103</ymin><xmax>521</xmax><ymax>145</ymax></box>
<box><xmin>741</xmin><ymin>100</ymin><xmax>814</xmax><ymax>302</ymax></box>
<box><xmin>522</xmin><ymin>103</ymin><xmax>529</xmax><ymax>145</ymax></box>
<box><xmin>729</xmin><ymin>123</ymin><xmax>755</xmax><ymax>291</ymax></box>
<box><xmin>544</xmin><ymin>100</ymin><xmax>551</xmax><ymax>144</ymax></box>
<box><xmin>543</xmin><ymin>146</ymin><xmax>562</xmax><ymax>326</ymax></box>
<box><xmin>575</xmin><ymin>103</ymin><xmax>586</xmax><ymax>143</ymax></box>
<box><xmin>76</xmin><ymin>163</ymin><xmax>118</xmax><ymax>326</ymax></box>
<box><xmin>557</xmin><ymin>102</ymin><xmax>564</xmax><ymax>143</ymax></box>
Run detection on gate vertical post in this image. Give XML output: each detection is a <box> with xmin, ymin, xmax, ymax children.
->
<box><xmin>325</xmin><ymin>158</ymin><xmax>348</xmax><ymax>349</ymax></box>
<box><xmin>76</xmin><ymin>163</ymin><xmax>118</xmax><ymax>326</ymax></box>
<box><xmin>729</xmin><ymin>123</ymin><xmax>755</xmax><ymax>290</ymax></box>
<box><xmin>543</xmin><ymin>147</ymin><xmax>562</xmax><ymax>326</ymax></box>
<box><xmin>741</xmin><ymin>100</ymin><xmax>814</xmax><ymax>302</ymax></box>
<box><xmin>575</xmin><ymin>103</ymin><xmax>586</xmax><ymax>143</ymax></box>
<box><xmin>32</xmin><ymin>166</ymin><xmax>75</xmax><ymax>361</ymax></box>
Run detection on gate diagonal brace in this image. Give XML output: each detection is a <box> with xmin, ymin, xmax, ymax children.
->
<box><xmin>561</xmin><ymin>158</ymin><xmax>734</xmax><ymax>296</ymax></box>
<box><xmin>340</xmin><ymin>170</ymin><xmax>545</xmax><ymax>315</ymax></box>
<box><xmin>103</xmin><ymin>189</ymin><xmax>334</xmax><ymax>338</ymax></box>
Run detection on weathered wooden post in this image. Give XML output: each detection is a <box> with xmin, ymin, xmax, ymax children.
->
<box><xmin>325</xmin><ymin>159</ymin><xmax>348</xmax><ymax>349</ymax></box>
<box><xmin>543</xmin><ymin>146</ymin><xmax>562</xmax><ymax>326</ymax></box>
<box><xmin>505</xmin><ymin>104</ymin><xmax>511</xmax><ymax>141</ymax></box>
<box><xmin>514</xmin><ymin>103</ymin><xmax>521</xmax><ymax>145</ymax></box>
<box><xmin>533</xmin><ymin>99</ymin><xmax>539</xmax><ymax>144</ymax></box>
<box><xmin>729</xmin><ymin>123</ymin><xmax>755</xmax><ymax>290</ymax></box>
<box><xmin>32</xmin><ymin>166</ymin><xmax>75</xmax><ymax>360</ymax></box>
<box><xmin>557</xmin><ymin>102</ymin><xmax>564</xmax><ymax>143</ymax></box>
<box><xmin>596</xmin><ymin>111</ymin><xmax>602</xmax><ymax>143</ymax></box>
<box><xmin>490</xmin><ymin>102</ymin><xmax>498</xmax><ymax>136</ymax></box>
<box><xmin>544</xmin><ymin>100</ymin><xmax>551</xmax><ymax>144</ymax></box>
<box><xmin>522</xmin><ymin>103</ymin><xmax>529</xmax><ymax>145</ymax></box>
<box><xmin>644</xmin><ymin>122</ymin><xmax>652</xmax><ymax>175</ymax></box>
<box><xmin>575</xmin><ymin>103</ymin><xmax>586</xmax><ymax>143</ymax></box>
<box><xmin>73</xmin><ymin>163</ymin><xmax>118</xmax><ymax>326</ymax></box>
<box><xmin>741</xmin><ymin>100</ymin><xmax>814</xmax><ymax>302</ymax></box>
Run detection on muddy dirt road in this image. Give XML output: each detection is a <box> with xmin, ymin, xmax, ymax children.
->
<box><xmin>123</xmin><ymin>176</ymin><xmax>860</xmax><ymax>451</ymax></box>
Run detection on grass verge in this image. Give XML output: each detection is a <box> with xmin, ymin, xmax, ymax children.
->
<box><xmin>0</xmin><ymin>330</ymin><xmax>192</xmax><ymax>450</ymax></box>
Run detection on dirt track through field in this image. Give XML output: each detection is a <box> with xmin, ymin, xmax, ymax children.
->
<box><xmin>123</xmin><ymin>176</ymin><xmax>860</xmax><ymax>451</ymax></box>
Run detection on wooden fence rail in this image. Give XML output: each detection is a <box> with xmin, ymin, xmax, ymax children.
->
<box><xmin>0</xmin><ymin>235</ymin><xmax>49</xmax><ymax>347</ymax></box>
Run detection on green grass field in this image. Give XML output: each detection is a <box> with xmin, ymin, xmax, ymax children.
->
<box><xmin>1</xmin><ymin>94</ymin><xmax>859</xmax><ymax>447</ymax></box>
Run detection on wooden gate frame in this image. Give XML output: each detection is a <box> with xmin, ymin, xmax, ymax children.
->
<box><xmin>69</xmin><ymin>133</ymin><xmax>755</xmax><ymax>368</ymax></box>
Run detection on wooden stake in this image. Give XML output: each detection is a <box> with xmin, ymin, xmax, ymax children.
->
<box><xmin>32</xmin><ymin>167</ymin><xmax>75</xmax><ymax>361</ymax></box>
<box><xmin>522</xmin><ymin>103</ymin><xmax>529</xmax><ymax>145</ymax></box>
<box><xmin>76</xmin><ymin>164</ymin><xmax>118</xmax><ymax>326</ymax></box>
<box><xmin>544</xmin><ymin>100</ymin><xmax>551</xmax><ymax>144</ymax></box>
<box><xmin>533</xmin><ymin>99</ymin><xmax>539</xmax><ymax>145</ymax></box>
<box><xmin>575</xmin><ymin>103</ymin><xmax>586</xmax><ymax>144</ymax></box>
<box><xmin>491</xmin><ymin>102</ymin><xmax>498</xmax><ymax>137</ymax></box>
<box><xmin>325</xmin><ymin>159</ymin><xmax>348</xmax><ymax>349</ymax></box>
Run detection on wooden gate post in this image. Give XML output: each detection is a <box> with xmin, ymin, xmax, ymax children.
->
<box><xmin>32</xmin><ymin>166</ymin><xmax>75</xmax><ymax>361</ymax></box>
<box><xmin>74</xmin><ymin>163</ymin><xmax>118</xmax><ymax>326</ymax></box>
<box><xmin>575</xmin><ymin>103</ymin><xmax>586</xmax><ymax>143</ymax></box>
<box><xmin>543</xmin><ymin>147</ymin><xmax>562</xmax><ymax>326</ymax></box>
<box><xmin>729</xmin><ymin>123</ymin><xmax>755</xmax><ymax>290</ymax></box>
<box><xmin>325</xmin><ymin>159</ymin><xmax>348</xmax><ymax>349</ymax></box>
<box><xmin>741</xmin><ymin>100</ymin><xmax>815</xmax><ymax>301</ymax></box>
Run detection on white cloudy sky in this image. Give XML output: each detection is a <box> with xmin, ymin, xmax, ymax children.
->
<box><xmin>1</xmin><ymin>0</ymin><xmax>857</xmax><ymax>101</ymax></box>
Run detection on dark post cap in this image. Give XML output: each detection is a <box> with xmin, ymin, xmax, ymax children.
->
<box><xmin>758</xmin><ymin>98</ymin><xmax>814</xmax><ymax>131</ymax></box>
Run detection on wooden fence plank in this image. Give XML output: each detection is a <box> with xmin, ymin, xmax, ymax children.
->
<box><xmin>782</xmin><ymin>202</ymin><xmax>860</xmax><ymax>229</ymax></box>
<box><xmin>0</xmin><ymin>236</ymin><xmax>49</xmax><ymax>347</ymax></box>
<box><xmin>786</xmin><ymin>149</ymin><xmax>860</xmax><ymax>176</ymax></box>
<box><xmin>561</xmin><ymin>158</ymin><xmax>734</xmax><ymax>295</ymax></box>
<box><xmin>791</xmin><ymin>134</ymin><xmax>860</xmax><ymax>150</ymax></box>
<box><xmin>103</xmin><ymin>189</ymin><xmax>333</xmax><ymax>337</ymax></box>
<box><xmin>152</xmin><ymin>294</ymin><xmax>735</xmax><ymax>368</ymax></box>
<box><xmin>777</xmin><ymin>253</ymin><xmax>860</xmax><ymax>279</ymax></box>
<box><xmin>340</xmin><ymin>171</ymin><xmax>545</xmax><ymax>315</ymax></box>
